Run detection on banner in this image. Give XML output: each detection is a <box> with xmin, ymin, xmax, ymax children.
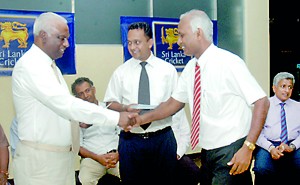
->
<box><xmin>0</xmin><ymin>9</ymin><xmax>76</xmax><ymax>76</ymax></box>
<box><xmin>120</xmin><ymin>16</ymin><xmax>217</xmax><ymax>72</ymax></box>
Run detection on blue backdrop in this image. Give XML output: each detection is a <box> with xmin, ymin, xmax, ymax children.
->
<box><xmin>120</xmin><ymin>16</ymin><xmax>218</xmax><ymax>72</ymax></box>
<box><xmin>0</xmin><ymin>9</ymin><xmax>76</xmax><ymax>76</ymax></box>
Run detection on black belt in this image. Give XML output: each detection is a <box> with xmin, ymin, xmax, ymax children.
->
<box><xmin>122</xmin><ymin>126</ymin><xmax>171</xmax><ymax>139</ymax></box>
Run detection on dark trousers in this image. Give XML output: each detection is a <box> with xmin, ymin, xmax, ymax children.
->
<box><xmin>118</xmin><ymin>127</ymin><xmax>177</xmax><ymax>185</ymax></box>
<box><xmin>200</xmin><ymin>137</ymin><xmax>253</xmax><ymax>185</ymax></box>
<box><xmin>253</xmin><ymin>142</ymin><xmax>300</xmax><ymax>185</ymax></box>
<box><xmin>175</xmin><ymin>155</ymin><xmax>201</xmax><ymax>185</ymax></box>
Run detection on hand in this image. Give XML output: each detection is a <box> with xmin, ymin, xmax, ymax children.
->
<box><xmin>96</xmin><ymin>152</ymin><xmax>119</xmax><ymax>169</ymax></box>
<box><xmin>128</xmin><ymin>113</ymin><xmax>142</xmax><ymax>126</ymax></box>
<box><xmin>227</xmin><ymin>145</ymin><xmax>253</xmax><ymax>175</ymax></box>
<box><xmin>79</xmin><ymin>122</ymin><xmax>92</xmax><ymax>128</ymax></box>
<box><xmin>118</xmin><ymin>112</ymin><xmax>139</xmax><ymax>131</ymax></box>
<box><xmin>0</xmin><ymin>173</ymin><xmax>8</xmax><ymax>185</ymax></box>
<box><xmin>270</xmin><ymin>144</ymin><xmax>286</xmax><ymax>159</ymax></box>
<box><xmin>105</xmin><ymin>152</ymin><xmax>119</xmax><ymax>168</ymax></box>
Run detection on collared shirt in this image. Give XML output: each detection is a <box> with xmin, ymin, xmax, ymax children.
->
<box><xmin>104</xmin><ymin>52</ymin><xmax>187</xmax><ymax>133</ymax></box>
<box><xmin>172</xmin><ymin>111</ymin><xmax>190</xmax><ymax>158</ymax></box>
<box><xmin>80</xmin><ymin>104</ymin><xmax>119</xmax><ymax>154</ymax></box>
<box><xmin>256</xmin><ymin>96</ymin><xmax>300</xmax><ymax>150</ymax></box>
<box><xmin>12</xmin><ymin>44</ymin><xmax>119</xmax><ymax>146</ymax></box>
<box><xmin>0</xmin><ymin>124</ymin><xmax>9</xmax><ymax>147</ymax></box>
<box><xmin>172</xmin><ymin>44</ymin><xmax>266</xmax><ymax>150</ymax></box>
<box><xmin>9</xmin><ymin>117</ymin><xmax>18</xmax><ymax>157</ymax></box>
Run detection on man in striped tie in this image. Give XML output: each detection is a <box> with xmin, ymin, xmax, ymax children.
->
<box><xmin>131</xmin><ymin>9</ymin><xmax>270</xmax><ymax>185</ymax></box>
<box><xmin>254</xmin><ymin>72</ymin><xmax>300</xmax><ymax>185</ymax></box>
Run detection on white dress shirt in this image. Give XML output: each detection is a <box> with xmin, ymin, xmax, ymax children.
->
<box><xmin>104</xmin><ymin>52</ymin><xmax>187</xmax><ymax>133</ymax></box>
<box><xmin>173</xmin><ymin>44</ymin><xmax>267</xmax><ymax>150</ymax></box>
<box><xmin>12</xmin><ymin>44</ymin><xmax>119</xmax><ymax>146</ymax></box>
<box><xmin>172</xmin><ymin>112</ymin><xmax>190</xmax><ymax>158</ymax></box>
<box><xmin>80</xmin><ymin>104</ymin><xmax>119</xmax><ymax>154</ymax></box>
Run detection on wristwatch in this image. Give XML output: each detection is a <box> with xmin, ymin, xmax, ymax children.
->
<box><xmin>289</xmin><ymin>143</ymin><xmax>296</xmax><ymax>151</ymax></box>
<box><xmin>244</xmin><ymin>140</ymin><xmax>256</xmax><ymax>150</ymax></box>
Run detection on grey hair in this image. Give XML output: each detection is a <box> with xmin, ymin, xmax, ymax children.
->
<box><xmin>273</xmin><ymin>72</ymin><xmax>295</xmax><ymax>86</ymax></box>
<box><xmin>180</xmin><ymin>9</ymin><xmax>213</xmax><ymax>43</ymax></box>
<box><xmin>33</xmin><ymin>12</ymin><xmax>67</xmax><ymax>36</ymax></box>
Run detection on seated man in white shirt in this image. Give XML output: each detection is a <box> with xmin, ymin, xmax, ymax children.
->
<box><xmin>71</xmin><ymin>77</ymin><xmax>120</xmax><ymax>185</ymax></box>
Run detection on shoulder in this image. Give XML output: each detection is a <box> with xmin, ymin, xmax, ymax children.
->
<box><xmin>150</xmin><ymin>57</ymin><xmax>176</xmax><ymax>71</ymax></box>
<box><xmin>207</xmin><ymin>46</ymin><xmax>243</xmax><ymax>65</ymax></box>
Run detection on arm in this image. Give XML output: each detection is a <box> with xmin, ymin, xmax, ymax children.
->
<box><xmin>0</xmin><ymin>126</ymin><xmax>9</xmax><ymax>185</ymax></box>
<box><xmin>246</xmin><ymin>96</ymin><xmax>270</xmax><ymax>144</ymax></box>
<box><xmin>228</xmin><ymin>96</ymin><xmax>269</xmax><ymax>175</ymax></box>
<box><xmin>79</xmin><ymin>147</ymin><xmax>118</xmax><ymax>168</ymax></box>
<box><xmin>106</xmin><ymin>101</ymin><xmax>124</xmax><ymax>112</ymax></box>
<box><xmin>106</xmin><ymin>101</ymin><xmax>139</xmax><ymax>113</ymax></box>
<box><xmin>136</xmin><ymin>97</ymin><xmax>185</xmax><ymax>125</ymax></box>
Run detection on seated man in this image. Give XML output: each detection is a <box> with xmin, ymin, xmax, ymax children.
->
<box><xmin>253</xmin><ymin>72</ymin><xmax>300</xmax><ymax>185</ymax></box>
<box><xmin>172</xmin><ymin>111</ymin><xmax>201</xmax><ymax>185</ymax></box>
<box><xmin>0</xmin><ymin>124</ymin><xmax>9</xmax><ymax>185</ymax></box>
<box><xmin>71</xmin><ymin>77</ymin><xmax>120</xmax><ymax>185</ymax></box>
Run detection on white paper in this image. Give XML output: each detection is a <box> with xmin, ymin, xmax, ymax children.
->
<box><xmin>130</xmin><ymin>104</ymin><xmax>157</xmax><ymax>110</ymax></box>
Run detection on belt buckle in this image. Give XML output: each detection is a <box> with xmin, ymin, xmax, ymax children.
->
<box><xmin>143</xmin><ymin>133</ymin><xmax>150</xmax><ymax>139</ymax></box>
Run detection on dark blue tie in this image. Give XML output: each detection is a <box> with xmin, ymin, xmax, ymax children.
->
<box><xmin>138</xmin><ymin>62</ymin><xmax>151</xmax><ymax>130</ymax></box>
<box><xmin>280</xmin><ymin>102</ymin><xmax>288</xmax><ymax>144</ymax></box>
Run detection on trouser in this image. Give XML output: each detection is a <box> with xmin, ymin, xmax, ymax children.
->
<box><xmin>200</xmin><ymin>137</ymin><xmax>253</xmax><ymax>185</ymax></box>
<box><xmin>253</xmin><ymin>142</ymin><xmax>300</xmax><ymax>185</ymax></box>
<box><xmin>79</xmin><ymin>157</ymin><xmax>120</xmax><ymax>185</ymax></box>
<box><xmin>118</xmin><ymin>126</ymin><xmax>177</xmax><ymax>185</ymax></box>
<box><xmin>175</xmin><ymin>154</ymin><xmax>201</xmax><ymax>185</ymax></box>
<box><xmin>13</xmin><ymin>141</ymin><xmax>75</xmax><ymax>185</ymax></box>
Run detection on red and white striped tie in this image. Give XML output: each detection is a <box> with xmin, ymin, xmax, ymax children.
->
<box><xmin>191</xmin><ymin>63</ymin><xmax>201</xmax><ymax>150</ymax></box>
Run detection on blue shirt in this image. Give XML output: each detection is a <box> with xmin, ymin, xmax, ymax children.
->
<box><xmin>256</xmin><ymin>95</ymin><xmax>300</xmax><ymax>150</ymax></box>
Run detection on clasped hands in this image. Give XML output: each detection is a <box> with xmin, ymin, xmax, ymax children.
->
<box><xmin>270</xmin><ymin>143</ymin><xmax>293</xmax><ymax>160</ymax></box>
<box><xmin>96</xmin><ymin>152</ymin><xmax>119</xmax><ymax>169</ymax></box>
<box><xmin>118</xmin><ymin>106</ymin><xmax>143</xmax><ymax>131</ymax></box>
<box><xmin>118</xmin><ymin>112</ymin><xmax>142</xmax><ymax>131</ymax></box>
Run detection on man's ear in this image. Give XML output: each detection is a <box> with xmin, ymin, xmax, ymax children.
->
<box><xmin>39</xmin><ymin>31</ymin><xmax>47</xmax><ymax>42</ymax></box>
<box><xmin>148</xmin><ymin>38</ymin><xmax>154</xmax><ymax>49</ymax></box>
<box><xmin>272</xmin><ymin>85</ymin><xmax>276</xmax><ymax>93</ymax></box>
<box><xmin>196</xmin><ymin>28</ymin><xmax>203</xmax><ymax>40</ymax></box>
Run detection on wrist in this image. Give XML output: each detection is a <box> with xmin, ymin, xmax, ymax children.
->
<box><xmin>289</xmin><ymin>143</ymin><xmax>296</xmax><ymax>151</ymax></box>
<box><xmin>0</xmin><ymin>170</ymin><xmax>9</xmax><ymax>177</ymax></box>
<box><xmin>268</xmin><ymin>145</ymin><xmax>275</xmax><ymax>153</ymax></box>
<box><xmin>244</xmin><ymin>140</ymin><xmax>256</xmax><ymax>151</ymax></box>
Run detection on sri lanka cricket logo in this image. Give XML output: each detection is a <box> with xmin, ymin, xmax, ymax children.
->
<box><xmin>161</xmin><ymin>26</ymin><xmax>182</xmax><ymax>50</ymax></box>
<box><xmin>0</xmin><ymin>21</ymin><xmax>29</xmax><ymax>48</ymax></box>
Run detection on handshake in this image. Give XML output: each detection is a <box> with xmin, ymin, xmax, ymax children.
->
<box><xmin>118</xmin><ymin>112</ymin><xmax>142</xmax><ymax>132</ymax></box>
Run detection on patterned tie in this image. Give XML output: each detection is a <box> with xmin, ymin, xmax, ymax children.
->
<box><xmin>280</xmin><ymin>102</ymin><xmax>288</xmax><ymax>144</ymax></box>
<box><xmin>191</xmin><ymin>63</ymin><xmax>201</xmax><ymax>150</ymax></box>
<box><xmin>138</xmin><ymin>62</ymin><xmax>151</xmax><ymax>130</ymax></box>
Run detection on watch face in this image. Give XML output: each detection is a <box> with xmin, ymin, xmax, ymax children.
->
<box><xmin>290</xmin><ymin>144</ymin><xmax>296</xmax><ymax>150</ymax></box>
